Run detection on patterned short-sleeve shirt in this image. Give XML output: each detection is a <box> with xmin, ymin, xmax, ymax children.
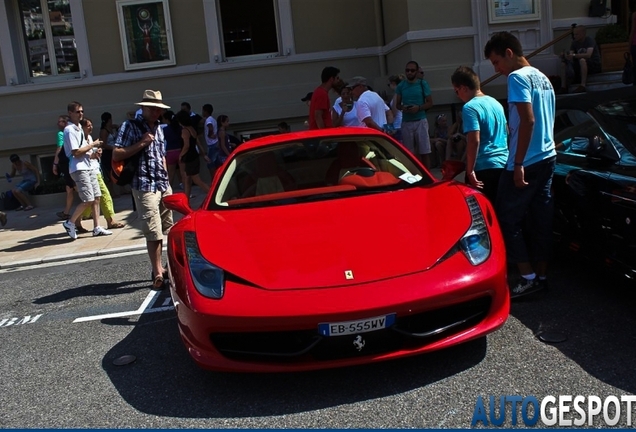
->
<box><xmin>114</xmin><ymin>115</ymin><xmax>169</xmax><ymax>192</ymax></box>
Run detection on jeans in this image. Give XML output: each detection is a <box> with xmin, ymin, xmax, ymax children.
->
<box><xmin>495</xmin><ymin>157</ymin><xmax>555</xmax><ymax>264</ymax></box>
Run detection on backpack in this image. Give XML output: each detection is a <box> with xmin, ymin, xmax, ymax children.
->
<box><xmin>2</xmin><ymin>190</ymin><xmax>21</xmax><ymax>211</ymax></box>
<box><xmin>58</xmin><ymin>146</ymin><xmax>70</xmax><ymax>168</ymax></box>
<box><xmin>111</xmin><ymin>119</ymin><xmax>144</xmax><ymax>186</ymax></box>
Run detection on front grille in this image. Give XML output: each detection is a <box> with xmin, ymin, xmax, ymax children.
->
<box><xmin>210</xmin><ymin>296</ymin><xmax>492</xmax><ymax>363</ymax></box>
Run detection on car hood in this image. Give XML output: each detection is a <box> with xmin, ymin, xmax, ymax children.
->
<box><xmin>194</xmin><ymin>183</ymin><xmax>472</xmax><ymax>290</ymax></box>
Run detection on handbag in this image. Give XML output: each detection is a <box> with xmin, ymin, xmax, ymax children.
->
<box><xmin>622</xmin><ymin>52</ymin><xmax>633</xmax><ymax>85</ymax></box>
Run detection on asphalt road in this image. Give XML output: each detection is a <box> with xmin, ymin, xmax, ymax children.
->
<box><xmin>0</xmin><ymin>251</ymin><xmax>635</xmax><ymax>428</ymax></box>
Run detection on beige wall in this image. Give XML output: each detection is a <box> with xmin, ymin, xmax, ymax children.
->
<box><xmin>407</xmin><ymin>0</ymin><xmax>472</xmax><ymax>30</ymax></box>
<box><xmin>552</xmin><ymin>1</ymin><xmax>593</xmax><ymax>19</ymax></box>
<box><xmin>84</xmin><ymin>0</ymin><xmax>208</xmax><ymax>76</ymax></box>
<box><xmin>381</xmin><ymin>0</ymin><xmax>409</xmax><ymax>43</ymax></box>
<box><xmin>0</xmin><ymin>56</ymin><xmax>381</xmax><ymax>154</ymax></box>
<box><xmin>291</xmin><ymin>0</ymin><xmax>378</xmax><ymax>53</ymax></box>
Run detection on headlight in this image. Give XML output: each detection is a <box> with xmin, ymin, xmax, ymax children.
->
<box><xmin>459</xmin><ymin>195</ymin><xmax>491</xmax><ymax>265</ymax></box>
<box><xmin>184</xmin><ymin>231</ymin><xmax>225</xmax><ymax>299</ymax></box>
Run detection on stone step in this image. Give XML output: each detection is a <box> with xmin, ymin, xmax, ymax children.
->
<box><xmin>567</xmin><ymin>71</ymin><xmax>629</xmax><ymax>92</ymax></box>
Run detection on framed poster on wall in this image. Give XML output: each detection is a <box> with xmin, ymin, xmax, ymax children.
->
<box><xmin>116</xmin><ymin>0</ymin><xmax>176</xmax><ymax>70</ymax></box>
<box><xmin>488</xmin><ymin>0</ymin><xmax>540</xmax><ymax>23</ymax></box>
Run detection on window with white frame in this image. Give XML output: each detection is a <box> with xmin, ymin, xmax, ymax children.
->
<box><xmin>218</xmin><ymin>0</ymin><xmax>280</xmax><ymax>59</ymax></box>
<box><xmin>16</xmin><ymin>0</ymin><xmax>79</xmax><ymax>80</ymax></box>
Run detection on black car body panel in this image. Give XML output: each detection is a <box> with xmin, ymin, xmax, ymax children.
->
<box><xmin>553</xmin><ymin>87</ymin><xmax>636</xmax><ymax>278</ymax></box>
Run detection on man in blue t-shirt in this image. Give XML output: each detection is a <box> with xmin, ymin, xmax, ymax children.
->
<box><xmin>484</xmin><ymin>31</ymin><xmax>556</xmax><ymax>300</ymax></box>
<box><xmin>396</xmin><ymin>60</ymin><xmax>433</xmax><ymax>168</ymax></box>
<box><xmin>450</xmin><ymin>66</ymin><xmax>508</xmax><ymax>204</ymax></box>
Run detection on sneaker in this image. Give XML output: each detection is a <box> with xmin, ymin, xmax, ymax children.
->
<box><xmin>93</xmin><ymin>226</ymin><xmax>113</xmax><ymax>237</ymax></box>
<box><xmin>62</xmin><ymin>220</ymin><xmax>77</xmax><ymax>240</ymax></box>
<box><xmin>509</xmin><ymin>277</ymin><xmax>543</xmax><ymax>299</ymax></box>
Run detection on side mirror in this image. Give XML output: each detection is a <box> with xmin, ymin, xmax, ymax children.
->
<box><xmin>163</xmin><ymin>193</ymin><xmax>192</xmax><ymax>215</ymax></box>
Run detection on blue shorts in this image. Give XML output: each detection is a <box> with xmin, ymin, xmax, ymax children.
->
<box><xmin>16</xmin><ymin>180</ymin><xmax>36</xmax><ymax>193</ymax></box>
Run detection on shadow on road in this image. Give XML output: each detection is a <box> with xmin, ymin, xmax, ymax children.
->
<box><xmin>511</xmin><ymin>254</ymin><xmax>636</xmax><ymax>394</ymax></box>
<box><xmin>33</xmin><ymin>279</ymin><xmax>149</xmax><ymax>304</ymax></box>
<box><xmin>101</xmin><ymin>310</ymin><xmax>487</xmax><ymax>418</ymax></box>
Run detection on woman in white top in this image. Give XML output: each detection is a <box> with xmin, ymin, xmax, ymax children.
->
<box><xmin>332</xmin><ymin>85</ymin><xmax>363</xmax><ymax>127</ymax></box>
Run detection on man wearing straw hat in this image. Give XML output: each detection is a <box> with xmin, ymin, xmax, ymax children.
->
<box><xmin>113</xmin><ymin>89</ymin><xmax>173</xmax><ymax>290</ymax></box>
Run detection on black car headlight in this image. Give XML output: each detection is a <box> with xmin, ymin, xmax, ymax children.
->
<box><xmin>184</xmin><ymin>231</ymin><xmax>225</xmax><ymax>299</ymax></box>
<box><xmin>459</xmin><ymin>195</ymin><xmax>491</xmax><ymax>265</ymax></box>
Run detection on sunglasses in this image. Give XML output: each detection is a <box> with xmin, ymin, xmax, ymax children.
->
<box><xmin>405</xmin><ymin>68</ymin><xmax>417</xmax><ymax>72</ymax></box>
<box><xmin>74</xmin><ymin>110</ymin><xmax>84</xmax><ymax>114</ymax></box>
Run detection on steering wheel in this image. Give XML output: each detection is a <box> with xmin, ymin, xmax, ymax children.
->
<box><xmin>340</xmin><ymin>166</ymin><xmax>377</xmax><ymax>180</ymax></box>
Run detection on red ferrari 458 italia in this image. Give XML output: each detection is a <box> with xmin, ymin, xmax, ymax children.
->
<box><xmin>163</xmin><ymin>127</ymin><xmax>509</xmax><ymax>372</ymax></box>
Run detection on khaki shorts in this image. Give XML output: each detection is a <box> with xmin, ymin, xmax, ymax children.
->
<box><xmin>71</xmin><ymin>169</ymin><xmax>101</xmax><ymax>202</ymax></box>
<box><xmin>401</xmin><ymin>118</ymin><xmax>431</xmax><ymax>155</ymax></box>
<box><xmin>131</xmin><ymin>186</ymin><xmax>174</xmax><ymax>242</ymax></box>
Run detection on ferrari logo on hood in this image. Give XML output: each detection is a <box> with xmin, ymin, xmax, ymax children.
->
<box><xmin>344</xmin><ymin>270</ymin><xmax>354</xmax><ymax>280</ymax></box>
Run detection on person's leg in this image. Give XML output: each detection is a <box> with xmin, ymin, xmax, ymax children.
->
<box><xmin>12</xmin><ymin>184</ymin><xmax>33</xmax><ymax>208</ymax></box>
<box><xmin>96</xmin><ymin>172</ymin><xmax>118</xmax><ymax>227</ymax></box>
<box><xmin>418</xmin><ymin>119</ymin><xmax>432</xmax><ymax>169</ymax></box>
<box><xmin>92</xmin><ymin>197</ymin><xmax>101</xmax><ymax>229</ymax></box>
<box><xmin>445</xmin><ymin>137</ymin><xmax>454</xmax><ymax>161</ymax></box>
<box><xmin>64</xmin><ymin>186</ymin><xmax>74</xmax><ymax>215</ymax></box>
<box><xmin>147</xmin><ymin>239</ymin><xmax>164</xmax><ymax>285</ymax></box>
<box><xmin>11</xmin><ymin>187</ymin><xmax>28</xmax><ymax>207</ymax></box>
<box><xmin>526</xmin><ymin>159</ymin><xmax>556</xmax><ymax>279</ymax></box>
<box><xmin>559</xmin><ymin>59</ymin><xmax>568</xmax><ymax>92</ymax></box>
<box><xmin>495</xmin><ymin>170</ymin><xmax>537</xmax><ymax>271</ymax></box>
<box><xmin>191</xmin><ymin>175</ymin><xmax>210</xmax><ymax>193</ymax></box>
<box><xmin>132</xmin><ymin>188</ymin><xmax>168</xmax><ymax>288</ymax></box>
<box><xmin>401</xmin><ymin>122</ymin><xmax>416</xmax><ymax>157</ymax></box>
<box><xmin>578</xmin><ymin>58</ymin><xmax>588</xmax><ymax>87</ymax></box>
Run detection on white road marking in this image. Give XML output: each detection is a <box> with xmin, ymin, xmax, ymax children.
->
<box><xmin>73</xmin><ymin>289</ymin><xmax>173</xmax><ymax>323</ymax></box>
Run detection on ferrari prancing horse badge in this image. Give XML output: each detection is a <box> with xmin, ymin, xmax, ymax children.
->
<box><xmin>344</xmin><ymin>270</ymin><xmax>354</xmax><ymax>280</ymax></box>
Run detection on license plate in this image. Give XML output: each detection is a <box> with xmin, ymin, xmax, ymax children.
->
<box><xmin>318</xmin><ymin>313</ymin><xmax>396</xmax><ymax>337</ymax></box>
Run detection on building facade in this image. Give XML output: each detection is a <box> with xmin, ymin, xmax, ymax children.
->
<box><xmin>0</xmin><ymin>0</ymin><xmax>620</xmax><ymax>183</ymax></box>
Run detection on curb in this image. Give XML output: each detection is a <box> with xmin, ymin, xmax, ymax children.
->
<box><xmin>0</xmin><ymin>244</ymin><xmax>148</xmax><ymax>270</ymax></box>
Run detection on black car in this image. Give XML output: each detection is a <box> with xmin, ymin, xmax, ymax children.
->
<box><xmin>553</xmin><ymin>86</ymin><xmax>636</xmax><ymax>279</ymax></box>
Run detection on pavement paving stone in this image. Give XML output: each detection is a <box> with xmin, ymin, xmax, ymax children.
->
<box><xmin>0</xmin><ymin>189</ymin><xmax>207</xmax><ymax>270</ymax></box>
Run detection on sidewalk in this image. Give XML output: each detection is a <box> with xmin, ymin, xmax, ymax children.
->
<box><xmin>0</xmin><ymin>190</ymin><xmax>206</xmax><ymax>270</ymax></box>
<box><xmin>0</xmin><ymin>168</ymin><xmax>450</xmax><ymax>270</ymax></box>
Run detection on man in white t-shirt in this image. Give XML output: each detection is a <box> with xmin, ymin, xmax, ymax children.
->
<box><xmin>348</xmin><ymin>76</ymin><xmax>393</xmax><ymax>132</ymax></box>
<box><xmin>202</xmin><ymin>103</ymin><xmax>219</xmax><ymax>179</ymax></box>
<box><xmin>62</xmin><ymin>101</ymin><xmax>112</xmax><ymax>240</ymax></box>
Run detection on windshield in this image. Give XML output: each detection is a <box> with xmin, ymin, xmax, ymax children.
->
<box><xmin>209</xmin><ymin>135</ymin><xmax>433</xmax><ymax>209</ymax></box>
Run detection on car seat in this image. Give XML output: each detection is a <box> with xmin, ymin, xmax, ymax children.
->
<box><xmin>325</xmin><ymin>142</ymin><xmax>368</xmax><ymax>185</ymax></box>
<box><xmin>240</xmin><ymin>152</ymin><xmax>297</xmax><ymax>197</ymax></box>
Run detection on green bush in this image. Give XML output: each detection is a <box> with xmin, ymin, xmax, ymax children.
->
<box><xmin>32</xmin><ymin>177</ymin><xmax>67</xmax><ymax>195</ymax></box>
<box><xmin>595</xmin><ymin>24</ymin><xmax>628</xmax><ymax>45</ymax></box>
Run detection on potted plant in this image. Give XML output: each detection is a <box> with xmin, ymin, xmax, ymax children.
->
<box><xmin>595</xmin><ymin>24</ymin><xmax>629</xmax><ymax>72</ymax></box>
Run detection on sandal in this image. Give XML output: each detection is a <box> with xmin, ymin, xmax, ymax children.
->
<box><xmin>152</xmin><ymin>274</ymin><xmax>166</xmax><ymax>290</ymax></box>
<box><xmin>108</xmin><ymin>222</ymin><xmax>125</xmax><ymax>229</ymax></box>
<box><xmin>23</xmin><ymin>205</ymin><xmax>34</xmax><ymax>211</ymax></box>
<box><xmin>76</xmin><ymin>225</ymin><xmax>90</xmax><ymax>234</ymax></box>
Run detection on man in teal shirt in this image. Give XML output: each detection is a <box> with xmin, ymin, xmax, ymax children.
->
<box><xmin>396</xmin><ymin>60</ymin><xmax>433</xmax><ymax>168</ymax></box>
<box><xmin>451</xmin><ymin>66</ymin><xmax>508</xmax><ymax>204</ymax></box>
